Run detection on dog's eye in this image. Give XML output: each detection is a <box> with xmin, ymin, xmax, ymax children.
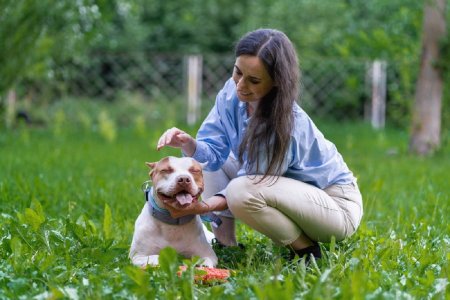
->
<box><xmin>189</xmin><ymin>167</ymin><xmax>201</xmax><ymax>174</ymax></box>
<box><xmin>159</xmin><ymin>168</ymin><xmax>173</xmax><ymax>174</ymax></box>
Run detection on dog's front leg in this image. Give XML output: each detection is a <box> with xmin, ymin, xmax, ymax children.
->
<box><xmin>200</xmin><ymin>256</ymin><xmax>217</xmax><ymax>268</ymax></box>
<box><xmin>193</xmin><ymin>245</ymin><xmax>218</xmax><ymax>267</ymax></box>
<box><xmin>131</xmin><ymin>254</ymin><xmax>159</xmax><ymax>267</ymax></box>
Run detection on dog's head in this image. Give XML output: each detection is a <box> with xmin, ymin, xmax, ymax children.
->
<box><xmin>146</xmin><ymin>156</ymin><xmax>205</xmax><ymax>207</ymax></box>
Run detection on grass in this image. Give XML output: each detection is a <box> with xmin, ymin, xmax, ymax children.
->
<box><xmin>0</xmin><ymin>102</ymin><xmax>449</xmax><ymax>299</ymax></box>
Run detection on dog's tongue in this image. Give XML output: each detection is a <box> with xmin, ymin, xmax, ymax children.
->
<box><xmin>176</xmin><ymin>192</ymin><xmax>193</xmax><ymax>205</ymax></box>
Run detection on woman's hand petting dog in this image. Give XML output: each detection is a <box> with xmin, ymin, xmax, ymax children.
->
<box><xmin>157</xmin><ymin>127</ymin><xmax>197</xmax><ymax>156</ymax></box>
<box><xmin>162</xmin><ymin>195</ymin><xmax>228</xmax><ymax>218</ymax></box>
<box><xmin>162</xmin><ymin>198</ymin><xmax>208</xmax><ymax>218</ymax></box>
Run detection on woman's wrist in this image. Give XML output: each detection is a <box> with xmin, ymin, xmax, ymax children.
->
<box><xmin>200</xmin><ymin>195</ymin><xmax>228</xmax><ymax>213</ymax></box>
<box><xmin>198</xmin><ymin>201</ymin><xmax>211</xmax><ymax>214</ymax></box>
<box><xmin>182</xmin><ymin>138</ymin><xmax>197</xmax><ymax>157</ymax></box>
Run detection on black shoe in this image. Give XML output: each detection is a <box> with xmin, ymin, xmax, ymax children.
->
<box><xmin>290</xmin><ymin>243</ymin><xmax>322</xmax><ymax>264</ymax></box>
<box><xmin>211</xmin><ymin>238</ymin><xmax>245</xmax><ymax>250</ymax></box>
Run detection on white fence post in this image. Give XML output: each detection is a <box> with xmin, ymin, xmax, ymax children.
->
<box><xmin>370</xmin><ymin>60</ymin><xmax>387</xmax><ymax>129</ymax></box>
<box><xmin>5</xmin><ymin>89</ymin><xmax>16</xmax><ymax>128</ymax></box>
<box><xmin>186</xmin><ymin>55</ymin><xmax>202</xmax><ymax>125</ymax></box>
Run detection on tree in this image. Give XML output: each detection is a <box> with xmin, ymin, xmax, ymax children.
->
<box><xmin>409</xmin><ymin>0</ymin><xmax>447</xmax><ymax>155</ymax></box>
<box><xmin>0</xmin><ymin>0</ymin><xmax>52</xmax><ymax>96</ymax></box>
<box><xmin>0</xmin><ymin>0</ymin><xmax>114</xmax><ymax>127</ymax></box>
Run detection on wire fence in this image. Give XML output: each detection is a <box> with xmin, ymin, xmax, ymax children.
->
<box><xmin>14</xmin><ymin>52</ymin><xmax>415</xmax><ymax>126</ymax></box>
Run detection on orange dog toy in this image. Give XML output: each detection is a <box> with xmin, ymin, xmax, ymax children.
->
<box><xmin>177</xmin><ymin>266</ymin><xmax>231</xmax><ymax>283</ymax></box>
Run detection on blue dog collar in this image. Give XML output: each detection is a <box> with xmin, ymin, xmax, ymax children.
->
<box><xmin>145</xmin><ymin>187</ymin><xmax>196</xmax><ymax>225</ymax></box>
<box><xmin>142</xmin><ymin>183</ymin><xmax>222</xmax><ymax>227</ymax></box>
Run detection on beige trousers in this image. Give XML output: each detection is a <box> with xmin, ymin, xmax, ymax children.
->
<box><xmin>204</xmin><ymin>157</ymin><xmax>363</xmax><ymax>245</ymax></box>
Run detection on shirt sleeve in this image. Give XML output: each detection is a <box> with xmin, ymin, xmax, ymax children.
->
<box><xmin>286</xmin><ymin>106</ymin><xmax>354</xmax><ymax>188</ymax></box>
<box><xmin>190</xmin><ymin>79</ymin><xmax>235</xmax><ymax>171</ymax></box>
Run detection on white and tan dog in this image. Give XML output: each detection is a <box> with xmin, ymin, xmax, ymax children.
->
<box><xmin>129</xmin><ymin>156</ymin><xmax>218</xmax><ymax>267</ymax></box>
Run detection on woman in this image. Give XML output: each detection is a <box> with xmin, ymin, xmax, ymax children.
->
<box><xmin>157</xmin><ymin>29</ymin><xmax>363</xmax><ymax>261</ymax></box>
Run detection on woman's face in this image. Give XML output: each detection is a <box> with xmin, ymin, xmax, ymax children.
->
<box><xmin>232</xmin><ymin>55</ymin><xmax>274</xmax><ymax>103</ymax></box>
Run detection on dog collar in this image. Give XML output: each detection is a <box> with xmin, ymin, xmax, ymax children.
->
<box><xmin>145</xmin><ymin>187</ymin><xmax>196</xmax><ymax>225</ymax></box>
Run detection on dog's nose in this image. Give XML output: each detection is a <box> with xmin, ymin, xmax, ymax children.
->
<box><xmin>177</xmin><ymin>175</ymin><xmax>191</xmax><ymax>184</ymax></box>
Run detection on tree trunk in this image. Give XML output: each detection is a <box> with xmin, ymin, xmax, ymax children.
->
<box><xmin>409</xmin><ymin>0</ymin><xmax>447</xmax><ymax>155</ymax></box>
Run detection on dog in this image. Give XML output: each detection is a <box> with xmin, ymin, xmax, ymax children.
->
<box><xmin>129</xmin><ymin>156</ymin><xmax>218</xmax><ymax>267</ymax></box>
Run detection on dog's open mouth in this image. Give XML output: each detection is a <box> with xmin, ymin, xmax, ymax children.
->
<box><xmin>174</xmin><ymin>191</ymin><xmax>194</xmax><ymax>205</ymax></box>
<box><xmin>157</xmin><ymin>190</ymin><xmax>199</xmax><ymax>206</ymax></box>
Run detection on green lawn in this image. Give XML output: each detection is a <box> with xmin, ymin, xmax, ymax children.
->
<box><xmin>0</xmin><ymin>115</ymin><xmax>448</xmax><ymax>299</ymax></box>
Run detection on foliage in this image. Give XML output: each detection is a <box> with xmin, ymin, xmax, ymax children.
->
<box><xmin>336</xmin><ymin>0</ymin><xmax>424</xmax><ymax>60</ymax></box>
<box><xmin>0</xmin><ymin>100</ymin><xmax>449</xmax><ymax>298</ymax></box>
<box><xmin>137</xmin><ymin>0</ymin><xmax>247</xmax><ymax>53</ymax></box>
<box><xmin>2</xmin><ymin>0</ymin><xmax>447</xmax><ymax>129</ymax></box>
<box><xmin>0</xmin><ymin>0</ymin><xmax>111</xmax><ymax>96</ymax></box>
<box><xmin>0</xmin><ymin>0</ymin><xmax>55</xmax><ymax>93</ymax></box>
<box><xmin>337</xmin><ymin>0</ymin><xmax>424</xmax><ymax>128</ymax></box>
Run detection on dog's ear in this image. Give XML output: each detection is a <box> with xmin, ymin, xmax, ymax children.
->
<box><xmin>146</xmin><ymin>162</ymin><xmax>156</xmax><ymax>169</ymax></box>
<box><xmin>146</xmin><ymin>162</ymin><xmax>157</xmax><ymax>178</ymax></box>
<box><xmin>199</xmin><ymin>162</ymin><xmax>208</xmax><ymax>169</ymax></box>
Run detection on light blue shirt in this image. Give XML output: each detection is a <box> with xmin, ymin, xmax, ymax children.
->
<box><xmin>191</xmin><ymin>78</ymin><xmax>355</xmax><ymax>189</ymax></box>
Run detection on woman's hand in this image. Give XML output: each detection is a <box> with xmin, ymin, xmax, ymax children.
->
<box><xmin>162</xmin><ymin>195</ymin><xmax>228</xmax><ymax>218</ymax></box>
<box><xmin>162</xmin><ymin>199</ymin><xmax>208</xmax><ymax>218</ymax></box>
<box><xmin>157</xmin><ymin>127</ymin><xmax>196</xmax><ymax>156</ymax></box>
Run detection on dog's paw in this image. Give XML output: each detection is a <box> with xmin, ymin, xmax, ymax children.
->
<box><xmin>131</xmin><ymin>255</ymin><xmax>159</xmax><ymax>267</ymax></box>
<box><xmin>146</xmin><ymin>255</ymin><xmax>160</xmax><ymax>266</ymax></box>
<box><xmin>200</xmin><ymin>257</ymin><xmax>217</xmax><ymax>268</ymax></box>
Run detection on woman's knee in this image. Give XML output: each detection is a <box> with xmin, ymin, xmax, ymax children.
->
<box><xmin>226</xmin><ymin>176</ymin><xmax>262</xmax><ymax>212</ymax></box>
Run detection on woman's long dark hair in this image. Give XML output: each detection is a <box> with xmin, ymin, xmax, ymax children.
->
<box><xmin>236</xmin><ymin>29</ymin><xmax>300</xmax><ymax>182</ymax></box>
